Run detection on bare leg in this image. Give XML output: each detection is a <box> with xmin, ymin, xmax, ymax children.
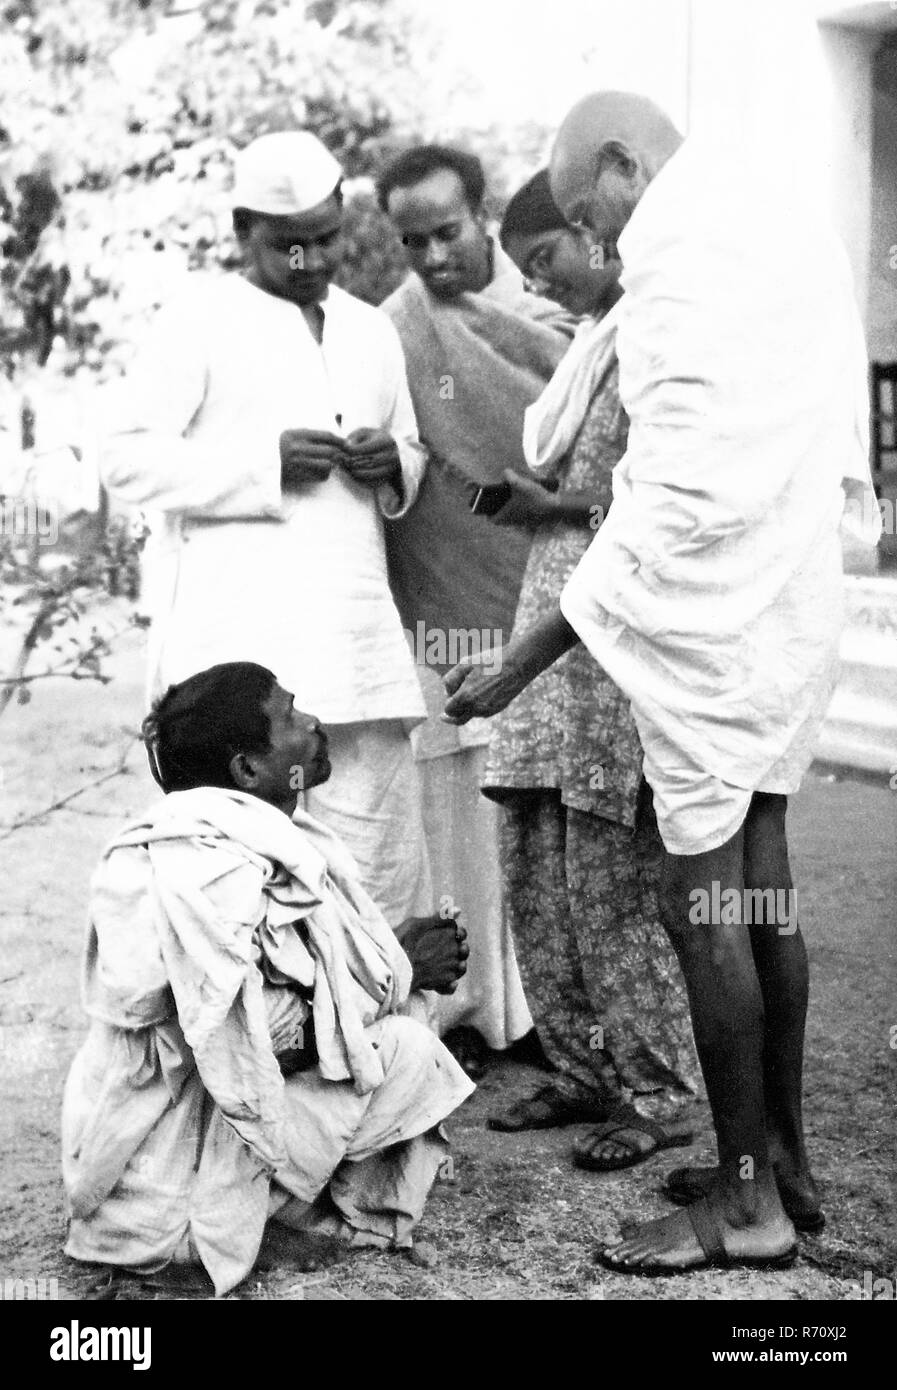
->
<box><xmin>743</xmin><ymin>792</ymin><xmax>820</xmax><ymax>1214</ymax></box>
<box><xmin>600</xmin><ymin>806</ymin><xmax>795</xmax><ymax>1269</ymax></box>
<box><xmin>658</xmin><ymin>793</ymin><xmax>822</xmax><ymax>1225</ymax></box>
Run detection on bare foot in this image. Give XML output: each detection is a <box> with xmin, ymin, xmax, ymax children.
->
<box><xmin>600</xmin><ymin>1188</ymin><xmax>796</xmax><ymax>1272</ymax></box>
<box><xmin>575</xmin><ymin>1117</ymin><xmax>693</xmax><ymax>1169</ymax></box>
<box><xmin>579</xmin><ymin>1126</ymin><xmax>656</xmax><ymax>1166</ymax></box>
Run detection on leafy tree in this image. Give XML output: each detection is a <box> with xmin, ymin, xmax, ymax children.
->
<box><xmin>0</xmin><ymin>127</ymin><xmax>142</xmax><ymax>723</ymax></box>
<box><xmin>0</xmin><ymin>0</ymin><xmax>555</xmax><ymax>723</ymax></box>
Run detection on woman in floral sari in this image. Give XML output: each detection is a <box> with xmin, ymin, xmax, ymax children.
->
<box><xmin>479</xmin><ymin>171</ymin><xmax>699</xmax><ymax>1169</ymax></box>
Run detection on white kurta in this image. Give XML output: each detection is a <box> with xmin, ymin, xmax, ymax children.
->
<box><xmin>560</xmin><ymin>136</ymin><xmax>879</xmax><ymax>855</ymax></box>
<box><xmin>99</xmin><ymin>275</ymin><xmax>427</xmax><ymax>724</ymax></box>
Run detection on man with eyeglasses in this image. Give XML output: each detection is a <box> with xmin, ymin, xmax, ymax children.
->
<box><xmin>443</xmin><ymin>91</ymin><xmax>880</xmax><ymax>1275</ymax></box>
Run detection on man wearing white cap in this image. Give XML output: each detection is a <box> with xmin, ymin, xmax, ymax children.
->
<box><xmin>99</xmin><ymin>130</ymin><xmax>434</xmax><ymax>928</ymax></box>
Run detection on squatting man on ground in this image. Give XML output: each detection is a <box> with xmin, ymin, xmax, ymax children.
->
<box><xmin>61</xmin><ymin>662</ymin><xmax>472</xmax><ymax>1295</ymax></box>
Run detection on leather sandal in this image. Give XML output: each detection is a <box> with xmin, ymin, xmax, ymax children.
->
<box><xmin>572</xmin><ymin>1102</ymin><xmax>693</xmax><ymax>1172</ymax></box>
<box><xmin>596</xmin><ymin>1197</ymin><xmax>799</xmax><ymax>1276</ymax></box>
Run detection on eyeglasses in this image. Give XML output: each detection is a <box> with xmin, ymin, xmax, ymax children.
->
<box><xmin>525</xmin><ymin>244</ymin><xmax>556</xmax><ymax>280</ymax></box>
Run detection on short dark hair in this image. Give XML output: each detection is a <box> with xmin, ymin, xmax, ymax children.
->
<box><xmin>500</xmin><ymin>169</ymin><xmax>568</xmax><ymax>249</ymax></box>
<box><xmin>232</xmin><ymin>184</ymin><xmax>344</xmax><ymax>238</ymax></box>
<box><xmin>376</xmin><ymin>144</ymin><xmax>486</xmax><ymax>214</ymax></box>
<box><xmin>142</xmin><ymin>662</ymin><xmax>278</xmax><ymax>794</ymax></box>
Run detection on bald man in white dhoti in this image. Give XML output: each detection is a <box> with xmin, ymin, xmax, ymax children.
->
<box><xmin>444</xmin><ymin>92</ymin><xmax>879</xmax><ymax>1275</ymax></box>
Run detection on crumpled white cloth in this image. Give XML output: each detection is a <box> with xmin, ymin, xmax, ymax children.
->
<box><xmin>107</xmin><ymin>788</ymin><xmax>414</xmax><ymax>1116</ymax></box>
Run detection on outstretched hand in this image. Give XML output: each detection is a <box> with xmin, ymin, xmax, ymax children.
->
<box><xmin>442</xmin><ymin>648</ymin><xmax>529</xmax><ymax>725</ymax></box>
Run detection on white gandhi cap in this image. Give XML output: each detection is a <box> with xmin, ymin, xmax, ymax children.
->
<box><xmin>232</xmin><ymin>131</ymin><xmax>343</xmax><ymax>215</ymax></box>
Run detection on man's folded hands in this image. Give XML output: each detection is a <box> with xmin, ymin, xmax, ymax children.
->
<box><xmin>280</xmin><ymin>426</ymin><xmax>401</xmax><ymax>491</ymax></box>
<box><xmin>394</xmin><ymin>914</ymin><xmax>470</xmax><ymax>994</ymax></box>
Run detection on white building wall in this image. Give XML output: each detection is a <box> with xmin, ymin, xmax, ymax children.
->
<box><xmin>425</xmin><ymin>0</ymin><xmax>893</xmax><ymax>349</ymax></box>
<box><xmin>817</xmin><ymin>22</ymin><xmax>877</xmax><ymax>321</ymax></box>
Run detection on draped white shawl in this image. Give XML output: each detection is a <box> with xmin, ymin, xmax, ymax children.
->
<box><xmin>84</xmin><ymin>788</ymin><xmax>413</xmax><ymax>1169</ymax></box>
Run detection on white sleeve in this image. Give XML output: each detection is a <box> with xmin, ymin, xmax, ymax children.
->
<box><xmin>376</xmin><ymin>316</ymin><xmax>427</xmax><ymax>520</ymax></box>
<box><xmin>98</xmin><ymin>295</ymin><xmax>283</xmax><ymax>519</ymax></box>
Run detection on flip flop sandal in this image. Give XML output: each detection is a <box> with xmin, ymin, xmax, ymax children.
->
<box><xmin>663</xmin><ymin>1164</ymin><xmax>826</xmax><ymax>1234</ymax></box>
<box><xmin>488</xmin><ymin>1085</ymin><xmax>609</xmax><ymax>1133</ymax></box>
<box><xmin>572</xmin><ymin>1102</ymin><xmax>694</xmax><ymax>1172</ymax></box>
<box><xmin>595</xmin><ymin>1197</ymin><xmax>799</xmax><ymax>1276</ymax></box>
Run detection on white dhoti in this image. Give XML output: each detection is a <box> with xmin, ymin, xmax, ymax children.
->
<box><xmin>271</xmin><ymin>1012</ymin><xmax>468</xmax><ymax>1247</ymax></box>
<box><xmin>303</xmin><ymin>719</ymin><xmax>432</xmax><ymax>927</ymax></box>
<box><xmin>631</xmin><ymin>531</ymin><xmax>845</xmax><ymax>856</ymax></box>
<box><xmin>410</xmin><ymin>668</ymin><xmax>533</xmax><ymax>1048</ymax></box>
<box><xmin>419</xmin><ymin>745</ymin><xmax>533</xmax><ymax>1047</ymax></box>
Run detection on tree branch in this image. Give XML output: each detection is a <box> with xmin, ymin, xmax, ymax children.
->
<box><xmin>0</xmin><ymin>739</ymin><xmax>137</xmax><ymax>843</ymax></box>
<box><xmin>0</xmin><ymin>594</ymin><xmax>59</xmax><ymax>720</ymax></box>
<box><xmin>0</xmin><ymin>618</ymin><xmax>138</xmax><ymax>698</ymax></box>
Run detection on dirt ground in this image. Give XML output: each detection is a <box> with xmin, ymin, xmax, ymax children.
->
<box><xmin>0</xmin><ymin>627</ymin><xmax>895</xmax><ymax>1301</ymax></box>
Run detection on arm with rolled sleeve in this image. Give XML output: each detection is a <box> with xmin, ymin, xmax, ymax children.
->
<box><xmin>376</xmin><ymin>317</ymin><xmax>427</xmax><ymax>521</ymax></box>
<box><xmin>99</xmin><ymin>292</ymin><xmax>283</xmax><ymax>520</ymax></box>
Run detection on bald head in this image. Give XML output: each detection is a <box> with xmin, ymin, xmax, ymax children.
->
<box><xmin>550</xmin><ymin>91</ymin><xmax>683</xmax><ymax>254</ymax></box>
